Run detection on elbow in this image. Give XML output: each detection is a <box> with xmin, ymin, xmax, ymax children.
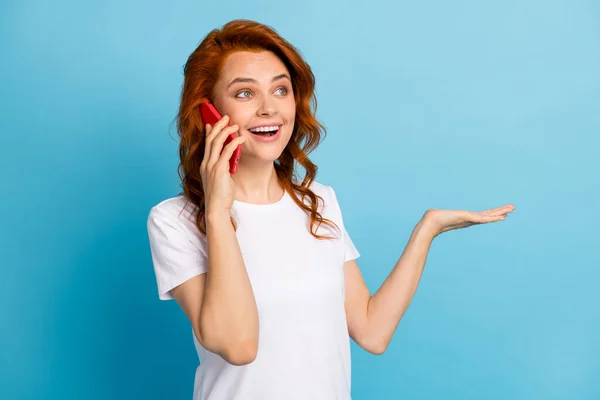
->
<box><xmin>361</xmin><ymin>336</ymin><xmax>389</xmax><ymax>355</ymax></box>
<box><xmin>221</xmin><ymin>340</ymin><xmax>258</xmax><ymax>366</ymax></box>
<box><xmin>367</xmin><ymin>341</ymin><xmax>388</xmax><ymax>355</ymax></box>
<box><xmin>195</xmin><ymin>325</ymin><xmax>258</xmax><ymax>366</ymax></box>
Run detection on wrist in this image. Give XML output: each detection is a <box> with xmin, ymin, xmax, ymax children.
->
<box><xmin>206</xmin><ymin>210</ymin><xmax>232</xmax><ymax>225</ymax></box>
<box><xmin>417</xmin><ymin>213</ymin><xmax>441</xmax><ymax>239</ymax></box>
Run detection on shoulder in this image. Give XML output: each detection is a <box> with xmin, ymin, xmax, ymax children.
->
<box><xmin>307</xmin><ymin>180</ymin><xmax>330</xmax><ymax>196</ymax></box>
<box><xmin>147</xmin><ymin>195</ymin><xmax>203</xmax><ymax>240</ymax></box>
<box><xmin>305</xmin><ymin>180</ymin><xmax>342</xmax><ymax>213</ymax></box>
<box><xmin>148</xmin><ymin>195</ymin><xmax>194</xmax><ymax>222</ymax></box>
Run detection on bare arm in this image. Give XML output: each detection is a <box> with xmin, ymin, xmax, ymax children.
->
<box><xmin>172</xmin><ymin>211</ymin><xmax>259</xmax><ymax>366</ymax></box>
<box><xmin>170</xmin><ymin>115</ymin><xmax>258</xmax><ymax>365</ymax></box>
<box><xmin>344</xmin><ymin>218</ymin><xmax>435</xmax><ymax>354</ymax></box>
<box><xmin>345</xmin><ymin>205</ymin><xmax>514</xmax><ymax>354</ymax></box>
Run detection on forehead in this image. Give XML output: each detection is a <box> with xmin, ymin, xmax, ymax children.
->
<box><xmin>219</xmin><ymin>50</ymin><xmax>289</xmax><ymax>80</ymax></box>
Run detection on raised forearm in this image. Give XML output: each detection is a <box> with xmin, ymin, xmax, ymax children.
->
<box><xmin>366</xmin><ymin>217</ymin><xmax>437</xmax><ymax>352</ymax></box>
<box><xmin>200</xmin><ymin>211</ymin><xmax>259</xmax><ymax>362</ymax></box>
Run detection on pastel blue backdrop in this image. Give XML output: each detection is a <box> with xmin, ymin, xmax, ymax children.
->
<box><xmin>1</xmin><ymin>0</ymin><xmax>598</xmax><ymax>399</ymax></box>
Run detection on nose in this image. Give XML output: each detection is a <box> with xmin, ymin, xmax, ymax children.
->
<box><xmin>256</xmin><ymin>96</ymin><xmax>278</xmax><ymax>117</ymax></box>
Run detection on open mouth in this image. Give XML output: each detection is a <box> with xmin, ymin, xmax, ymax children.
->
<box><xmin>248</xmin><ymin>125</ymin><xmax>281</xmax><ymax>137</ymax></box>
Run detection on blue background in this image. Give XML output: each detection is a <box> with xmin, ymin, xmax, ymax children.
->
<box><xmin>1</xmin><ymin>0</ymin><xmax>599</xmax><ymax>399</ymax></box>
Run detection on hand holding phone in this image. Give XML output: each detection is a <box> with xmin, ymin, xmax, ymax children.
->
<box><xmin>200</xmin><ymin>99</ymin><xmax>242</xmax><ymax>174</ymax></box>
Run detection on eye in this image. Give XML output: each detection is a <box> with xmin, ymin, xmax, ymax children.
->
<box><xmin>235</xmin><ymin>90</ymin><xmax>252</xmax><ymax>99</ymax></box>
<box><xmin>274</xmin><ymin>87</ymin><xmax>288</xmax><ymax>96</ymax></box>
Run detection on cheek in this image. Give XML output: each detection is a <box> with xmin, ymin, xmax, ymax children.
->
<box><xmin>285</xmin><ymin>102</ymin><xmax>296</xmax><ymax>123</ymax></box>
<box><xmin>221</xmin><ymin>103</ymin><xmax>252</xmax><ymax>125</ymax></box>
<box><xmin>211</xmin><ymin>99</ymin><xmax>232</xmax><ymax>122</ymax></box>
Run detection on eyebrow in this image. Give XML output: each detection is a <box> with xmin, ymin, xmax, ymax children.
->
<box><xmin>226</xmin><ymin>73</ymin><xmax>291</xmax><ymax>90</ymax></box>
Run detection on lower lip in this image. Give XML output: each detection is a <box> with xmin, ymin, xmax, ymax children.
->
<box><xmin>249</xmin><ymin>127</ymin><xmax>281</xmax><ymax>142</ymax></box>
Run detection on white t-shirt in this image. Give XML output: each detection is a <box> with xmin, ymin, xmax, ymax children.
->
<box><xmin>147</xmin><ymin>181</ymin><xmax>360</xmax><ymax>400</ymax></box>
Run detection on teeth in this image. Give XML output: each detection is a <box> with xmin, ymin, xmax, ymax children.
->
<box><xmin>249</xmin><ymin>125</ymin><xmax>280</xmax><ymax>133</ymax></box>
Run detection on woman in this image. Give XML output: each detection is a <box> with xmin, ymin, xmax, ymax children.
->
<box><xmin>147</xmin><ymin>19</ymin><xmax>515</xmax><ymax>400</ymax></box>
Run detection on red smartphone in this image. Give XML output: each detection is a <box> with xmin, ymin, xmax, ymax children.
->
<box><xmin>199</xmin><ymin>99</ymin><xmax>242</xmax><ymax>174</ymax></box>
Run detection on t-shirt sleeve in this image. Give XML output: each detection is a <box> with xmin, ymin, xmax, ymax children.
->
<box><xmin>147</xmin><ymin>205</ymin><xmax>208</xmax><ymax>300</ymax></box>
<box><xmin>327</xmin><ymin>186</ymin><xmax>360</xmax><ymax>262</ymax></box>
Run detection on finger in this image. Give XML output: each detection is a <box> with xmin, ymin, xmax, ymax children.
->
<box><xmin>204</xmin><ymin>115</ymin><xmax>230</xmax><ymax>157</ymax></box>
<box><xmin>208</xmin><ymin>125</ymin><xmax>240</xmax><ymax>168</ymax></box>
<box><xmin>201</xmin><ymin>124</ymin><xmax>214</xmax><ymax>167</ymax></box>
<box><xmin>479</xmin><ymin>214</ymin><xmax>507</xmax><ymax>223</ymax></box>
<box><xmin>488</xmin><ymin>208</ymin><xmax>515</xmax><ymax>218</ymax></box>
<box><xmin>495</xmin><ymin>204</ymin><xmax>515</xmax><ymax>211</ymax></box>
<box><xmin>216</xmin><ymin>136</ymin><xmax>246</xmax><ymax>170</ymax></box>
<box><xmin>205</xmin><ymin>115</ymin><xmax>230</xmax><ymax>143</ymax></box>
<box><xmin>209</xmin><ymin>125</ymin><xmax>239</xmax><ymax>166</ymax></box>
<box><xmin>481</xmin><ymin>205</ymin><xmax>515</xmax><ymax>216</ymax></box>
<box><xmin>466</xmin><ymin>211</ymin><xmax>501</xmax><ymax>224</ymax></box>
<box><xmin>205</xmin><ymin>120</ymin><xmax>236</xmax><ymax>167</ymax></box>
<box><xmin>490</xmin><ymin>205</ymin><xmax>515</xmax><ymax>214</ymax></box>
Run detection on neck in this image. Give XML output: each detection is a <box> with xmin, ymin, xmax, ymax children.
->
<box><xmin>232</xmin><ymin>158</ymin><xmax>283</xmax><ymax>204</ymax></box>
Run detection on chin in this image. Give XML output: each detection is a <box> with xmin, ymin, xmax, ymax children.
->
<box><xmin>246</xmin><ymin>143</ymin><xmax>291</xmax><ymax>163</ymax></box>
<box><xmin>239</xmin><ymin>149</ymin><xmax>284</xmax><ymax>164</ymax></box>
<box><xmin>256</xmin><ymin>152</ymin><xmax>286</xmax><ymax>163</ymax></box>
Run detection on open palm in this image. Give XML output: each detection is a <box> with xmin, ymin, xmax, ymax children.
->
<box><xmin>425</xmin><ymin>204</ymin><xmax>516</xmax><ymax>236</ymax></box>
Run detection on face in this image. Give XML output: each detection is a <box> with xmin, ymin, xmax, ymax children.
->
<box><xmin>212</xmin><ymin>50</ymin><xmax>296</xmax><ymax>164</ymax></box>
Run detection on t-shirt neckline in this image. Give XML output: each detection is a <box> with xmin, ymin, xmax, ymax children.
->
<box><xmin>233</xmin><ymin>188</ymin><xmax>290</xmax><ymax>209</ymax></box>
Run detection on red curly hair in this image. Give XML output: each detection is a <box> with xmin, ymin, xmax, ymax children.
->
<box><xmin>176</xmin><ymin>19</ymin><xmax>339</xmax><ymax>240</ymax></box>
